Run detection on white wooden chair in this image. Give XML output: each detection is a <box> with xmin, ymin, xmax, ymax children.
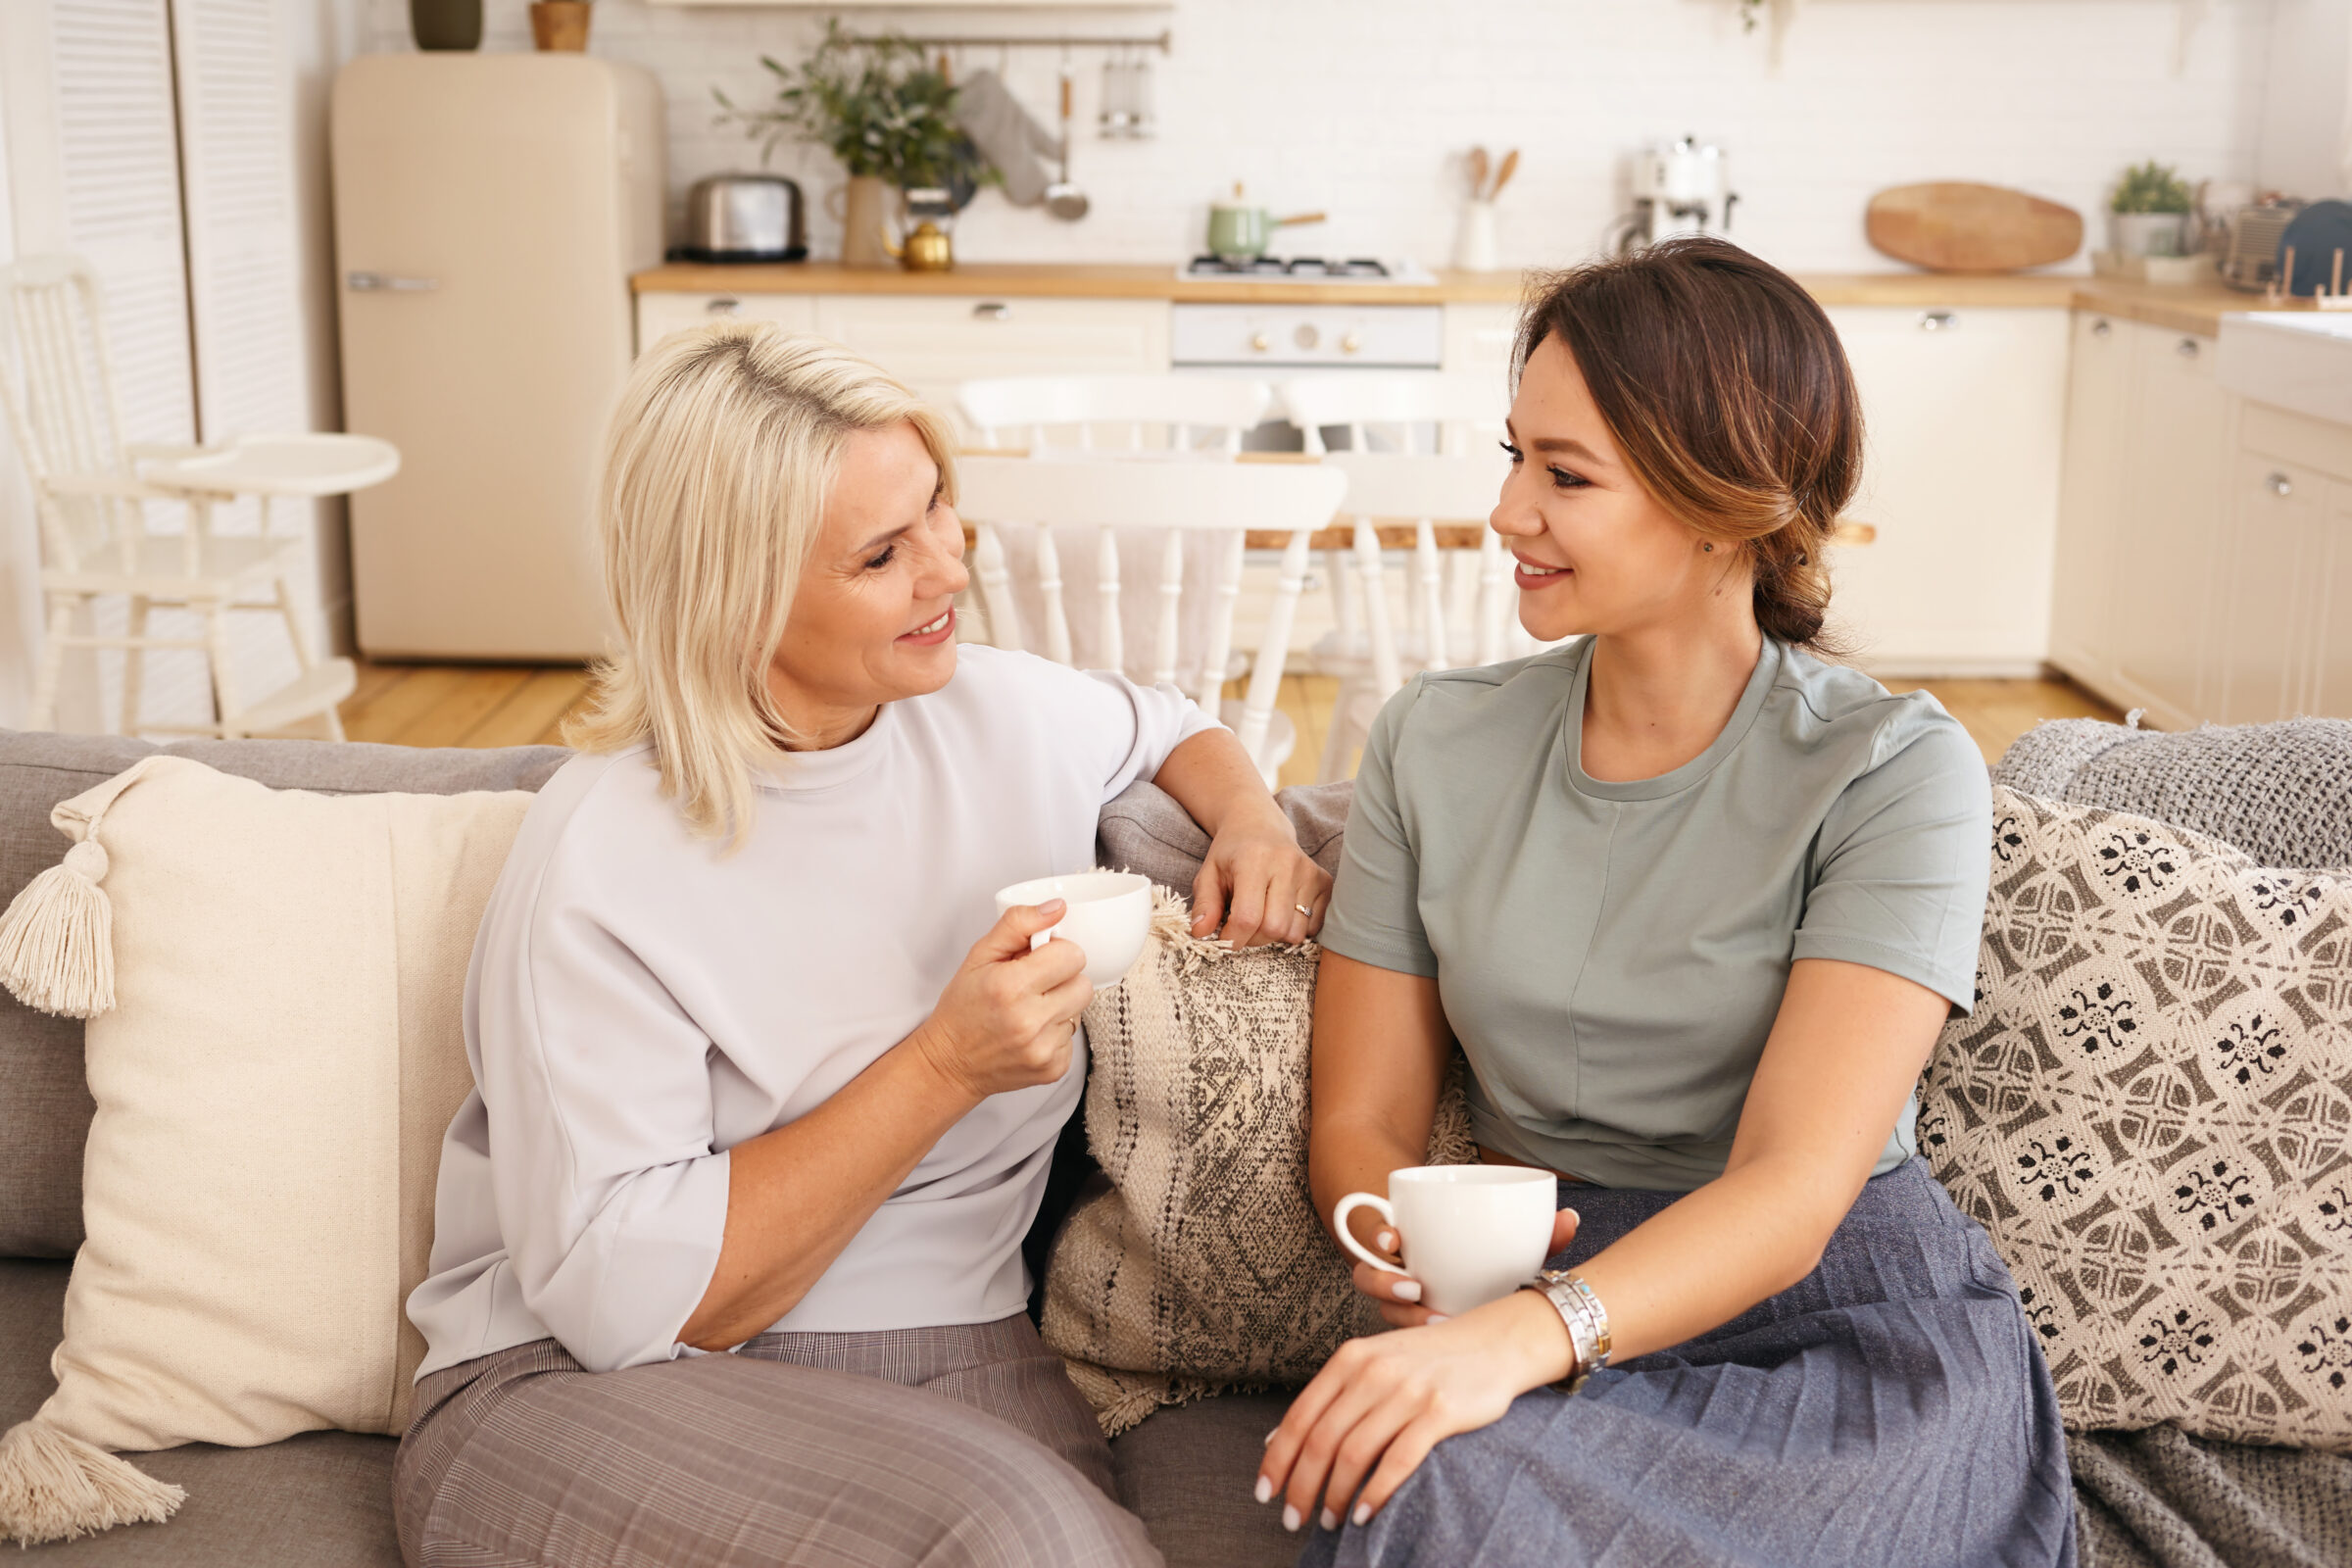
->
<box><xmin>956</xmin><ymin>454</ymin><xmax>1348</xmax><ymax>789</ymax></box>
<box><xmin>1314</xmin><ymin>450</ymin><xmax>1515</xmax><ymax>781</ymax></box>
<box><xmin>0</xmin><ymin>256</ymin><xmax>398</xmax><ymax>737</ymax></box>
<box><xmin>956</xmin><ymin>373</ymin><xmax>1276</xmax><ymax>675</ymax></box>
<box><xmin>958</xmin><ymin>374</ymin><xmax>1273</xmax><ymax>454</ymax></box>
<box><xmin>1276</xmin><ymin>372</ymin><xmax>1529</xmax><ymax>696</ymax></box>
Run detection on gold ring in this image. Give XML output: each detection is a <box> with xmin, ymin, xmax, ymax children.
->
<box><xmin>1295</xmin><ymin>904</ymin><xmax>1313</xmax><ymax>917</ymax></box>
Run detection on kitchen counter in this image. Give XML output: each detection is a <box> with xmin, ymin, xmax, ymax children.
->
<box><xmin>632</xmin><ymin>261</ymin><xmax>2317</xmax><ymax>336</ymax></box>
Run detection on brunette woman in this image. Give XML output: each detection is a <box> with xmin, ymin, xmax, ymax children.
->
<box><xmin>1260</xmin><ymin>238</ymin><xmax>2073</xmax><ymax>1567</ymax></box>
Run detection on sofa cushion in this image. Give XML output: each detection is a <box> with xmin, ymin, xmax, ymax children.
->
<box><xmin>0</xmin><ymin>732</ymin><xmax>564</xmax><ymax>1260</ymax></box>
<box><xmin>1993</xmin><ymin>716</ymin><xmax>2352</xmax><ymax>871</ymax></box>
<box><xmin>1921</xmin><ymin>788</ymin><xmax>2352</xmax><ymax>1450</ymax></box>
<box><xmin>1043</xmin><ymin>889</ymin><xmax>1471</xmax><ymax>1434</ymax></box>
<box><xmin>1108</xmin><ymin>1389</ymin><xmax>1298</xmax><ymax>1568</ymax></box>
<box><xmin>1098</xmin><ymin>778</ymin><xmax>1351</xmax><ymax>894</ymax></box>
<box><xmin>2</xmin><ymin>1260</ymin><xmax>400</xmax><ymax>1566</ymax></box>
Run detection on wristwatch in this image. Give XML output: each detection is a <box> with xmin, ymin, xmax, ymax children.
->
<box><xmin>1523</xmin><ymin>1268</ymin><xmax>1612</xmax><ymax>1394</ymax></box>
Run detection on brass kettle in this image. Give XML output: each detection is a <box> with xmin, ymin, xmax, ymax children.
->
<box><xmin>884</xmin><ymin>220</ymin><xmax>954</xmax><ymax>272</ymax></box>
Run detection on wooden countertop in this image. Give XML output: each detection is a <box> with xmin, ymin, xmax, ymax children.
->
<box><xmin>633</xmin><ymin>262</ymin><xmax>2313</xmax><ymax>336</ymax></box>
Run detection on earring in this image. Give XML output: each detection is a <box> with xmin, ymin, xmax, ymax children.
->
<box><xmin>1701</xmin><ymin>543</ymin><xmax>1714</xmax><ymax>553</ymax></box>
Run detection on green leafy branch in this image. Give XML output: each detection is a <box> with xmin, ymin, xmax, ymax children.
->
<box><xmin>713</xmin><ymin>20</ymin><xmax>983</xmax><ymax>192</ymax></box>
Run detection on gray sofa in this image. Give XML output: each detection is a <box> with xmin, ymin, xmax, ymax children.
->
<box><xmin>2</xmin><ymin>726</ymin><xmax>2346</xmax><ymax>1567</ymax></box>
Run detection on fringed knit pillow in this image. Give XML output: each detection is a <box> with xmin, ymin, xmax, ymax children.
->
<box><xmin>0</xmin><ymin>758</ymin><xmax>530</xmax><ymax>1546</ymax></box>
<box><xmin>1920</xmin><ymin>787</ymin><xmax>2352</xmax><ymax>1451</ymax></box>
<box><xmin>1043</xmin><ymin>890</ymin><xmax>1473</xmax><ymax>1436</ymax></box>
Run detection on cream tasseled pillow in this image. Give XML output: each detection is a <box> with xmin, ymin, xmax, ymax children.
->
<box><xmin>0</xmin><ymin>757</ymin><xmax>531</xmax><ymax>1546</ymax></box>
<box><xmin>1921</xmin><ymin>787</ymin><xmax>2352</xmax><ymax>1451</ymax></box>
<box><xmin>1044</xmin><ymin>890</ymin><xmax>1473</xmax><ymax>1435</ymax></box>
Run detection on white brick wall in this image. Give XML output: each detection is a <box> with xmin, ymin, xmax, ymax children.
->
<box><xmin>355</xmin><ymin>0</ymin><xmax>2270</xmax><ymax>274</ymax></box>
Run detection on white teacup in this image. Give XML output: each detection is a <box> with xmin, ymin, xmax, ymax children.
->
<box><xmin>1334</xmin><ymin>1165</ymin><xmax>1557</xmax><ymax>1316</ymax></box>
<box><xmin>993</xmin><ymin>870</ymin><xmax>1153</xmax><ymax>990</ymax></box>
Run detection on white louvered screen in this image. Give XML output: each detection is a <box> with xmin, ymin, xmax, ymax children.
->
<box><xmin>170</xmin><ymin>0</ymin><xmax>316</xmax><ymax>714</ymax></box>
<box><xmin>49</xmin><ymin>0</ymin><xmax>198</xmax><ymax>727</ymax></box>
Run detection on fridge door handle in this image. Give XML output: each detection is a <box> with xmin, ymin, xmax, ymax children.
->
<box><xmin>346</xmin><ymin>271</ymin><xmax>439</xmax><ymax>292</ymax></box>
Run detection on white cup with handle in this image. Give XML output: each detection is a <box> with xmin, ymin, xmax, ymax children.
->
<box><xmin>994</xmin><ymin>869</ymin><xmax>1153</xmax><ymax>990</ymax></box>
<box><xmin>1334</xmin><ymin>1165</ymin><xmax>1557</xmax><ymax>1316</ymax></box>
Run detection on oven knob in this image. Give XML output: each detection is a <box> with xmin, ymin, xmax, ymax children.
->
<box><xmin>1340</xmin><ymin>331</ymin><xmax>1362</xmax><ymax>355</ymax></box>
<box><xmin>1295</xmin><ymin>323</ymin><xmax>1321</xmax><ymax>351</ymax></box>
<box><xmin>1250</xmin><ymin>331</ymin><xmax>1271</xmax><ymax>353</ymax></box>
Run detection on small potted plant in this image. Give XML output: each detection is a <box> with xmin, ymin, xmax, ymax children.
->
<box><xmin>716</xmin><ymin>23</ymin><xmax>985</xmax><ymax>270</ymax></box>
<box><xmin>528</xmin><ymin>0</ymin><xmax>591</xmax><ymax>52</ymax></box>
<box><xmin>2109</xmin><ymin>161</ymin><xmax>2193</xmax><ymax>257</ymax></box>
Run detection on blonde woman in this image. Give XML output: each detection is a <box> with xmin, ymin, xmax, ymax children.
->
<box><xmin>393</xmin><ymin>324</ymin><xmax>1329</xmax><ymax>1568</ymax></box>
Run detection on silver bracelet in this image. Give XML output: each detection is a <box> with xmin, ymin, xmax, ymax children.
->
<box><xmin>1523</xmin><ymin>1269</ymin><xmax>1612</xmax><ymax>1394</ymax></box>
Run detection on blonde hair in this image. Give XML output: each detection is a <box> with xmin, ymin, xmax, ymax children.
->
<box><xmin>565</xmin><ymin>322</ymin><xmax>959</xmax><ymax>847</ymax></box>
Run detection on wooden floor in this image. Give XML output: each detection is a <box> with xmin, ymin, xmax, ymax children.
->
<box><xmin>340</xmin><ymin>661</ymin><xmax>2121</xmax><ymax>789</ymax></box>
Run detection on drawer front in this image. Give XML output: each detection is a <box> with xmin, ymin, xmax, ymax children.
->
<box><xmin>1442</xmin><ymin>303</ymin><xmax>1519</xmax><ymax>376</ymax></box>
<box><xmin>812</xmin><ymin>295</ymin><xmax>1170</xmax><ymax>386</ymax></box>
<box><xmin>636</xmin><ymin>291</ymin><xmax>817</xmax><ymax>354</ymax></box>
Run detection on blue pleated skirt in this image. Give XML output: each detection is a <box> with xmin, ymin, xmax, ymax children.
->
<box><xmin>1298</xmin><ymin>1157</ymin><xmax>2077</xmax><ymax>1568</ymax></box>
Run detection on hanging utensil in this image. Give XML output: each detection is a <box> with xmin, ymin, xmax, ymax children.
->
<box><xmin>1489</xmin><ymin>148</ymin><xmax>1520</xmax><ymax>201</ymax></box>
<box><xmin>1045</xmin><ymin>66</ymin><xmax>1090</xmax><ymax>220</ymax></box>
<box><xmin>1468</xmin><ymin>146</ymin><xmax>1491</xmax><ymax>202</ymax></box>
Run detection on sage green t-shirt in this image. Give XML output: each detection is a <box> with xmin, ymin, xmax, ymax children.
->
<box><xmin>1320</xmin><ymin>636</ymin><xmax>1991</xmax><ymax>1192</ymax></box>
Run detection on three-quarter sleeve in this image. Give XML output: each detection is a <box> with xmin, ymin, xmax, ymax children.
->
<box><xmin>1793</xmin><ymin>716</ymin><xmax>1992</xmax><ymax>1012</ymax></box>
<box><xmin>1319</xmin><ymin>678</ymin><xmax>1440</xmax><ymax>977</ymax></box>
<box><xmin>470</xmin><ymin>860</ymin><xmax>732</xmax><ymax>1373</ymax></box>
<box><xmin>1070</xmin><ymin>664</ymin><xmax>1220</xmax><ymax>805</ymax></box>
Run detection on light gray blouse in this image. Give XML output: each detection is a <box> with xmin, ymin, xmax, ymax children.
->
<box><xmin>1320</xmin><ymin>636</ymin><xmax>1991</xmax><ymax>1192</ymax></box>
<box><xmin>407</xmin><ymin>646</ymin><xmax>1214</xmax><ymax>1377</ymax></box>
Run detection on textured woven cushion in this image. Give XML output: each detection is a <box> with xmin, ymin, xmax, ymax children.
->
<box><xmin>1041</xmin><ymin>890</ymin><xmax>1468</xmax><ymax>1435</ymax></box>
<box><xmin>1992</xmin><ymin>716</ymin><xmax>2352</xmax><ymax>871</ymax></box>
<box><xmin>18</xmin><ymin>756</ymin><xmax>531</xmax><ymax>1469</ymax></box>
<box><xmin>1921</xmin><ymin>787</ymin><xmax>2352</xmax><ymax>1450</ymax></box>
<box><xmin>1096</xmin><ymin>779</ymin><xmax>1351</xmax><ymax>894</ymax></box>
<box><xmin>0</xmin><ymin>731</ymin><xmax>564</xmax><ymax>1260</ymax></box>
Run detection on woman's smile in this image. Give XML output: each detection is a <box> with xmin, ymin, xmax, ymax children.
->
<box><xmin>1512</xmin><ymin>551</ymin><xmax>1573</xmax><ymax>590</ymax></box>
<box><xmin>899</xmin><ymin>606</ymin><xmax>956</xmax><ymax>645</ymax></box>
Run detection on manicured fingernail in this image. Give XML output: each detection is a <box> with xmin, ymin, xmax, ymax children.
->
<box><xmin>1392</xmin><ymin>1279</ymin><xmax>1421</xmax><ymax>1302</ymax></box>
<box><xmin>1253</xmin><ymin>1475</ymin><xmax>1273</xmax><ymax>1504</ymax></box>
<box><xmin>1352</xmin><ymin>1502</ymin><xmax>1372</xmax><ymax>1527</ymax></box>
<box><xmin>1320</xmin><ymin>1508</ymin><xmax>1340</xmax><ymax>1532</ymax></box>
<box><xmin>1377</xmin><ymin>1230</ymin><xmax>1396</xmax><ymax>1251</ymax></box>
<box><xmin>1564</xmin><ymin>1208</ymin><xmax>1580</xmax><ymax>1224</ymax></box>
<box><xmin>1263</xmin><ymin>1428</ymin><xmax>1278</xmax><ymax>1446</ymax></box>
<box><xmin>1426</xmin><ymin>1312</ymin><xmax>1449</xmax><ymax>1323</ymax></box>
<box><xmin>1283</xmin><ymin>1504</ymin><xmax>1302</xmax><ymax>1533</ymax></box>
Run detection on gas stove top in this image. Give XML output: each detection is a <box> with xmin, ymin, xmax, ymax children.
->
<box><xmin>1180</xmin><ymin>256</ymin><xmax>1436</xmax><ymax>284</ymax></box>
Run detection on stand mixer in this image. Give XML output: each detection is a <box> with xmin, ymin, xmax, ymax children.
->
<box><xmin>1611</xmin><ymin>137</ymin><xmax>1739</xmax><ymax>253</ymax></box>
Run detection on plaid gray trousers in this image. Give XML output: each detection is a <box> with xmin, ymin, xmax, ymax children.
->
<box><xmin>394</xmin><ymin>1313</ymin><xmax>1162</xmax><ymax>1568</ymax></box>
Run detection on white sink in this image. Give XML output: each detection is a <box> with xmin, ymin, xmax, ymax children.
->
<box><xmin>2217</xmin><ymin>312</ymin><xmax>2352</xmax><ymax>425</ymax></box>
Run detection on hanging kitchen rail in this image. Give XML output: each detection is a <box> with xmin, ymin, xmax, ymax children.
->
<box><xmin>842</xmin><ymin>28</ymin><xmax>1172</xmax><ymax>53</ymax></box>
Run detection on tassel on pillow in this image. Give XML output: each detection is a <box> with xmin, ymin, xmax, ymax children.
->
<box><xmin>0</xmin><ymin>1420</ymin><xmax>183</xmax><ymax>1546</ymax></box>
<box><xmin>0</xmin><ymin>837</ymin><xmax>115</xmax><ymax>1018</ymax></box>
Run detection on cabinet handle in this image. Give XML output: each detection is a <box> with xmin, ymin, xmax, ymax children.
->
<box><xmin>1919</xmin><ymin>311</ymin><xmax>1957</xmax><ymax>332</ymax></box>
<box><xmin>706</xmin><ymin>297</ymin><xmax>741</xmax><ymax>317</ymax></box>
<box><xmin>2177</xmin><ymin>337</ymin><xmax>2201</xmax><ymax>358</ymax></box>
<box><xmin>2266</xmin><ymin>471</ymin><xmax>2294</xmax><ymax>498</ymax></box>
<box><xmin>972</xmin><ymin>302</ymin><xmax>1011</xmax><ymax>321</ymax></box>
<box><xmin>346</xmin><ymin>271</ymin><xmax>437</xmax><ymax>292</ymax></box>
<box><xmin>2090</xmin><ymin>318</ymin><xmax>2112</xmax><ymax>337</ymax></box>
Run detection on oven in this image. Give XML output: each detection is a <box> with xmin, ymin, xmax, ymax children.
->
<box><xmin>1169</xmin><ymin>302</ymin><xmax>1446</xmax><ymax>449</ymax></box>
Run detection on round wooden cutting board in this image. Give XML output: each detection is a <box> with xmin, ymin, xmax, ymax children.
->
<box><xmin>1866</xmin><ymin>183</ymin><xmax>2083</xmax><ymax>273</ymax></box>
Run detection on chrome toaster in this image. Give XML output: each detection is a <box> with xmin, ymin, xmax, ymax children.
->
<box><xmin>677</xmin><ymin>173</ymin><xmax>808</xmax><ymax>264</ymax></box>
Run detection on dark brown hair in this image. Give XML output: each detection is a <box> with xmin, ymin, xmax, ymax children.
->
<box><xmin>1513</xmin><ymin>236</ymin><xmax>1862</xmax><ymax>650</ymax></box>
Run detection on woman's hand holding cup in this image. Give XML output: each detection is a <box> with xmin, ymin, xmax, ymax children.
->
<box><xmin>913</xmin><ymin>900</ymin><xmax>1094</xmax><ymax>1102</ymax></box>
<box><xmin>1336</xmin><ymin>1167</ymin><xmax>1582</xmax><ymax>1328</ymax></box>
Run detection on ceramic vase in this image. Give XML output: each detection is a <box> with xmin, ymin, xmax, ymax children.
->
<box><xmin>837</xmin><ymin>176</ymin><xmax>893</xmax><ymax>270</ymax></box>
<box><xmin>410</xmin><ymin>0</ymin><xmax>481</xmax><ymax>51</ymax></box>
<box><xmin>2109</xmin><ymin>213</ymin><xmax>2187</xmax><ymax>259</ymax></box>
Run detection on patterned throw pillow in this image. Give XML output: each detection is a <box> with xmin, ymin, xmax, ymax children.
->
<box><xmin>1042</xmin><ymin>889</ymin><xmax>1472</xmax><ymax>1436</ymax></box>
<box><xmin>1921</xmin><ymin>788</ymin><xmax>2352</xmax><ymax>1451</ymax></box>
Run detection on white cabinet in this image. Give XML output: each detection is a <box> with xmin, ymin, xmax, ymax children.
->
<box><xmin>1442</xmin><ymin>303</ymin><xmax>1519</xmax><ymax>378</ymax></box>
<box><xmin>2047</xmin><ymin>318</ymin><xmax>2234</xmax><ymax>729</ymax></box>
<box><xmin>1822</xmin><ymin>306</ymin><xmax>2070</xmax><ymax>674</ymax></box>
<box><xmin>812</xmin><ymin>294</ymin><xmax>1168</xmax><ymax>422</ymax></box>
<box><xmin>2207</xmin><ymin>404</ymin><xmax>2352</xmax><ymax>723</ymax></box>
<box><xmin>636</xmin><ymin>291</ymin><xmax>815</xmax><ymax>353</ymax></box>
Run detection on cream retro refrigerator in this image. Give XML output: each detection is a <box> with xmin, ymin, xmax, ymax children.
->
<box><xmin>331</xmin><ymin>56</ymin><xmax>664</xmax><ymax>660</ymax></box>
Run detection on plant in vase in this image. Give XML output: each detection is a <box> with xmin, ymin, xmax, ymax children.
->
<box><xmin>715</xmin><ymin>22</ymin><xmax>987</xmax><ymax>270</ymax></box>
<box><xmin>2109</xmin><ymin>161</ymin><xmax>2194</xmax><ymax>258</ymax></box>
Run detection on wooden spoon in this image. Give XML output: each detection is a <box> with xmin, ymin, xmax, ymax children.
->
<box><xmin>1489</xmin><ymin>149</ymin><xmax>1520</xmax><ymax>201</ymax></box>
<box><xmin>1468</xmin><ymin>146</ymin><xmax>1490</xmax><ymax>202</ymax></box>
